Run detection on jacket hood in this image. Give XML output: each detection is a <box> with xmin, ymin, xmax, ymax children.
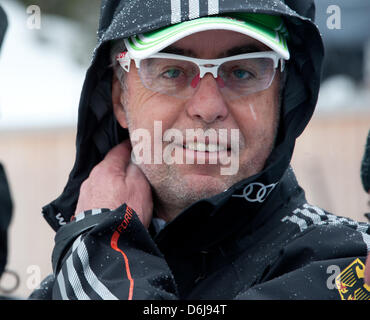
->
<box><xmin>42</xmin><ymin>0</ymin><xmax>324</xmax><ymax>231</ymax></box>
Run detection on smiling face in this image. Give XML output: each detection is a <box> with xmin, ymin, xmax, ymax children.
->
<box><xmin>112</xmin><ymin>30</ymin><xmax>282</xmax><ymax>221</ymax></box>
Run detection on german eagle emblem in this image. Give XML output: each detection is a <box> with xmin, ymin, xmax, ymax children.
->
<box><xmin>335</xmin><ymin>258</ymin><xmax>370</xmax><ymax>300</ymax></box>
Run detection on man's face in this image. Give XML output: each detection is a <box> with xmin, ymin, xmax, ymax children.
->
<box><xmin>113</xmin><ymin>30</ymin><xmax>281</xmax><ymax>216</ymax></box>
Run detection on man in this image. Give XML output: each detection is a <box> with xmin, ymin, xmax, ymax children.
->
<box><xmin>33</xmin><ymin>0</ymin><xmax>370</xmax><ymax>300</ymax></box>
<box><xmin>0</xmin><ymin>4</ymin><xmax>15</xmax><ymax>296</ymax></box>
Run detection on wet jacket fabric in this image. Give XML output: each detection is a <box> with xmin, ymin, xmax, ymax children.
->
<box><xmin>33</xmin><ymin>167</ymin><xmax>370</xmax><ymax>300</ymax></box>
<box><xmin>31</xmin><ymin>0</ymin><xmax>370</xmax><ymax>300</ymax></box>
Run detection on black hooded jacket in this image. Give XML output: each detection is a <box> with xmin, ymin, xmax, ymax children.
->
<box><xmin>31</xmin><ymin>0</ymin><xmax>370</xmax><ymax>300</ymax></box>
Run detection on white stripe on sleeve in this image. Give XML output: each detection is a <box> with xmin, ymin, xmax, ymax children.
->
<box><xmin>77</xmin><ymin>241</ymin><xmax>118</xmax><ymax>300</ymax></box>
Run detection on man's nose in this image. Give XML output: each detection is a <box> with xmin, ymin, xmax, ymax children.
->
<box><xmin>185</xmin><ymin>74</ymin><xmax>229</xmax><ymax>124</ymax></box>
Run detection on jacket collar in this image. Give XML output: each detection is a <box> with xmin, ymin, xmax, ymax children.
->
<box><xmin>154</xmin><ymin>166</ymin><xmax>300</xmax><ymax>254</ymax></box>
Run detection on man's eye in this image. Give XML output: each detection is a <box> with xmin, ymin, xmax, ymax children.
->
<box><xmin>162</xmin><ymin>68</ymin><xmax>183</xmax><ymax>79</ymax></box>
<box><xmin>232</xmin><ymin>69</ymin><xmax>253</xmax><ymax>80</ymax></box>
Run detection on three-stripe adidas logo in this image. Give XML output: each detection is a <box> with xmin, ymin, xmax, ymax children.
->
<box><xmin>56</xmin><ymin>235</ymin><xmax>118</xmax><ymax>300</ymax></box>
<box><xmin>170</xmin><ymin>0</ymin><xmax>220</xmax><ymax>24</ymax></box>
<box><xmin>281</xmin><ymin>203</ymin><xmax>370</xmax><ymax>252</ymax></box>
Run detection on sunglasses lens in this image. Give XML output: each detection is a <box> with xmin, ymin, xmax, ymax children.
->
<box><xmin>138</xmin><ymin>56</ymin><xmax>277</xmax><ymax>99</ymax></box>
<box><xmin>219</xmin><ymin>58</ymin><xmax>276</xmax><ymax>97</ymax></box>
<box><xmin>139</xmin><ymin>58</ymin><xmax>198</xmax><ymax>97</ymax></box>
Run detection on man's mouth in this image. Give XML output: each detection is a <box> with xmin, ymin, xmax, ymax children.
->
<box><xmin>183</xmin><ymin>142</ymin><xmax>229</xmax><ymax>153</ymax></box>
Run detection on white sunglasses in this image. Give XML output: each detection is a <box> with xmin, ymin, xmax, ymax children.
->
<box><xmin>116</xmin><ymin>50</ymin><xmax>285</xmax><ymax>99</ymax></box>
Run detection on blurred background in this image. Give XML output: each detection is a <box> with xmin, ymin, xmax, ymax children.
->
<box><xmin>0</xmin><ymin>0</ymin><xmax>369</xmax><ymax>298</ymax></box>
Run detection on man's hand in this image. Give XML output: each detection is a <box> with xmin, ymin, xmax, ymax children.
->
<box><xmin>75</xmin><ymin>140</ymin><xmax>153</xmax><ymax>228</ymax></box>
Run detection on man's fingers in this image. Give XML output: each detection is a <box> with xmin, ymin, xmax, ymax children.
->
<box><xmin>103</xmin><ymin>139</ymin><xmax>133</xmax><ymax>169</ymax></box>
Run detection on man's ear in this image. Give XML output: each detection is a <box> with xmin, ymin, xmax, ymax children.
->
<box><xmin>112</xmin><ymin>73</ymin><xmax>128</xmax><ymax>129</ymax></box>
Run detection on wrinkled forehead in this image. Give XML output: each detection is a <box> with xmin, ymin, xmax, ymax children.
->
<box><xmin>160</xmin><ymin>30</ymin><xmax>271</xmax><ymax>59</ymax></box>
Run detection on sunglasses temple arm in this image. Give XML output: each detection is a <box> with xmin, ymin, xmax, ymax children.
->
<box><xmin>116</xmin><ymin>51</ymin><xmax>141</xmax><ymax>72</ymax></box>
<box><xmin>280</xmin><ymin>59</ymin><xmax>285</xmax><ymax>72</ymax></box>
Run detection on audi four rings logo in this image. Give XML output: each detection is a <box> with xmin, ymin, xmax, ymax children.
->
<box><xmin>232</xmin><ymin>182</ymin><xmax>278</xmax><ymax>203</ymax></box>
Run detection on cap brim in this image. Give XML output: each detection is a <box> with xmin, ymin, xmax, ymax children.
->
<box><xmin>125</xmin><ymin>16</ymin><xmax>290</xmax><ymax>60</ymax></box>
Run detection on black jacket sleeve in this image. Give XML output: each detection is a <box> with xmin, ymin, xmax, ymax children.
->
<box><xmin>49</xmin><ymin>204</ymin><xmax>178</xmax><ymax>300</ymax></box>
